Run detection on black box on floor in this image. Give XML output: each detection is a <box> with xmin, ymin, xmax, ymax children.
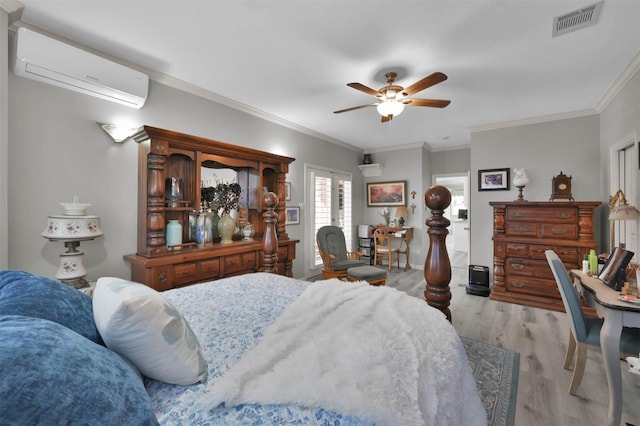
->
<box><xmin>466</xmin><ymin>264</ymin><xmax>490</xmax><ymax>297</ymax></box>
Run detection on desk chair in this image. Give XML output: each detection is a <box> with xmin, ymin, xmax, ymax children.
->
<box><xmin>373</xmin><ymin>228</ymin><xmax>399</xmax><ymax>272</ymax></box>
<box><xmin>545</xmin><ymin>250</ymin><xmax>640</xmax><ymax>395</ymax></box>
<box><xmin>316</xmin><ymin>226</ymin><xmax>366</xmax><ymax>280</ymax></box>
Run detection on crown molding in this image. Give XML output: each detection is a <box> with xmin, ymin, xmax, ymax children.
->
<box><xmin>469</xmin><ymin>108</ymin><xmax>597</xmax><ymax>133</ymax></box>
<box><xmin>596</xmin><ymin>50</ymin><xmax>640</xmax><ymax>112</ymax></box>
<box><xmin>0</xmin><ymin>0</ymin><xmax>23</xmax><ymax>23</ymax></box>
<box><xmin>365</xmin><ymin>142</ymin><xmax>425</xmax><ymax>154</ymax></box>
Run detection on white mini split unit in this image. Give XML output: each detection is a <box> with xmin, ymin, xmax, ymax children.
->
<box><xmin>14</xmin><ymin>27</ymin><xmax>149</xmax><ymax>109</ymax></box>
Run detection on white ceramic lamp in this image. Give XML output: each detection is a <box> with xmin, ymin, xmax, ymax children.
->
<box><xmin>513</xmin><ymin>168</ymin><xmax>529</xmax><ymax>202</ymax></box>
<box><xmin>42</xmin><ymin>197</ymin><xmax>103</xmax><ymax>288</ymax></box>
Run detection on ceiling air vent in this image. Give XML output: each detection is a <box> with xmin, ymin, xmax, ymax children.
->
<box><xmin>552</xmin><ymin>1</ymin><xmax>603</xmax><ymax>37</ymax></box>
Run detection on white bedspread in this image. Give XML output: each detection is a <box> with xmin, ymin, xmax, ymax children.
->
<box><xmin>208</xmin><ymin>279</ymin><xmax>486</xmax><ymax>426</ymax></box>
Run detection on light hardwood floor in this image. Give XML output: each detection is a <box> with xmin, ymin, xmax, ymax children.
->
<box><xmin>383</xmin><ymin>249</ymin><xmax>640</xmax><ymax>426</ymax></box>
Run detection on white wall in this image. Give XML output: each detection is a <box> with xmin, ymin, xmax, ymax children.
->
<box><xmin>7</xmin><ymin>72</ymin><xmax>364</xmax><ymax>280</ymax></box>
<box><xmin>470</xmin><ymin>115</ymin><xmax>602</xmax><ymax>276</ymax></box>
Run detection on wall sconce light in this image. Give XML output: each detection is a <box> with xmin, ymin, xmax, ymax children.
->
<box><xmin>99</xmin><ymin>123</ymin><xmax>140</xmax><ymax>143</ymax></box>
<box><xmin>608</xmin><ymin>188</ymin><xmax>639</xmax><ymax>251</ymax></box>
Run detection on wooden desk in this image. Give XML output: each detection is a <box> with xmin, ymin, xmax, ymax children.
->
<box><xmin>571</xmin><ymin>270</ymin><xmax>640</xmax><ymax>426</ymax></box>
<box><xmin>374</xmin><ymin>226</ymin><xmax>413</xmax><ymax>270</ymax></box>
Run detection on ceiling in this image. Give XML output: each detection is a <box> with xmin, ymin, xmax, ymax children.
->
<box><xmin>9</xmin><ymin>0</ymin><xmax>640</xmax><ymax>152</ymax></box>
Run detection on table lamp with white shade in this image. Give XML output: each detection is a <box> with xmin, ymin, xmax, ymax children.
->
<box><xmin>42</xmin><ymin>197</ymin><xmax>103</xmax><ymax>288</ymax></box>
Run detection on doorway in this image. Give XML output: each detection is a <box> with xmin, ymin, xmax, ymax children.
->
<box><xmin>433</xmin><ymin>172</ymin><xmax>470</xmax><ymax>268</ymax></box>
<box><xmin>304</xmin><ymin>164</ymin><xmax>353</xmax><ymax>278</ymax></box>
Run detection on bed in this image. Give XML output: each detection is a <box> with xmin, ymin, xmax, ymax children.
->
<box><xmin>0</xmin><ymin>270</ymin><xmax>486</xmax><ymax>426</ymax></box>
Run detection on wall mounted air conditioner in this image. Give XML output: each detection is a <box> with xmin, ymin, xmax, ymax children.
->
<box><xmin>14</xmin><ymin>27</ymin><xmax>148</xmax><ymax>109</ymax></box>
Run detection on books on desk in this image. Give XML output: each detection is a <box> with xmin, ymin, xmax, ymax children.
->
<box><xmin>394</xmin><ymin>231</ymin><xmax>406</xmax><ymax>237</ymax></box>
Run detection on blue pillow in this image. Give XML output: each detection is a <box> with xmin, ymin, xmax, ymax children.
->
<box><xmin>0</xmin><ymin>270</ymin><xmax>103</xmax><ymax>344</ymax></box>
<box><xmin>0</xmin><ymin>315</ymin><xmax>159</xmax><ymax>425</ymax></box>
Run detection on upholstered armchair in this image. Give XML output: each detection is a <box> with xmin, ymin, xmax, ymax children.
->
<box><xmin>316</xmin><ymin>226</ymin><xmax>366</xmax><ymax>279</ymax></box>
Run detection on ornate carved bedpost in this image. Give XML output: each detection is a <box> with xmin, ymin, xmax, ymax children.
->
<box><xmin>424</xmin><ymin>185</ymin><xmax>452</xmax><ymax>322</ymax></box>
<box><xmin>262</xmin><ymin>191</ymin><xmax>279</xmax><ymax>273</ymax></box>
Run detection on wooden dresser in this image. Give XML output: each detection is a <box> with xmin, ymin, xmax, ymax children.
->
<box><xmin>124</xmin><ymin>126</ymin><xmax>298</xmax><ymax>291</ymax></box>
<box><xmin>489</xmin><ymin>201</ymin><xmax>600</xmax><ymax>314</ymax></box>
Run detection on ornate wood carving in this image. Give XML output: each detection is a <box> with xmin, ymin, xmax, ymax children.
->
<box><xmin>423</xmin><ymin>185</ymin><xmax>452</xmax><ymax>321</ymax></box>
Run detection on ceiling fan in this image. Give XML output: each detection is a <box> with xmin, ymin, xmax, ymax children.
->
<box><xmin>334</xmin><ymin>71</ymin><xmax>450</xmax><ymax>122</ymax></box>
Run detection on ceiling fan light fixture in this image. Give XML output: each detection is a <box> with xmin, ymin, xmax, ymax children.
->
<box><xmin>377</xmin><ymin>100</ymin><xmax>405</xmax><ymax>117</ymax></box>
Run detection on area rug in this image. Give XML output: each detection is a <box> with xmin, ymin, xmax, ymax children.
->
<box><xmin>461</xmin><ymin>337</ymin><xmax>519</xmax><ymax>426</ymax></box>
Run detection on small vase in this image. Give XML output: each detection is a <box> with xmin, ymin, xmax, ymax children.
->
<box><xmin>218</xmin><ymin>213</ymin><xmax>236</xmax><ymax>245</ymax></box>
<box><xmin>166</xmin><ymin>220</ymin><xmax>182</xmax><ymax>247</ymax></box>
<box><xmin>242</xmin><ymin>223</ymin><xmax>255</xmax><ymax>240</ymax></box>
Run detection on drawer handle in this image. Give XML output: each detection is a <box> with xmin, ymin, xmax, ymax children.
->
<box><xmin>556</xmin><ymin>213</ymin><xmax>571</xmax><ymax>219</ymax></box>
<box><xmin>159</xmin><ymin>274</ymin><xmax>167</xmax><ymax>282</ymax></box>
<box><xmin>513</xmin><ymin>212</ymin><xmax>524</xmax><ymax>217</ymax></box>
<box><xmin>511</xmin><ymin>281</ymin><xmax>525</xmax><ymax>288</ymax></box>
<box><xmin>183</xmin><ymin>270</ymin><xmax>191</xmax><ymax>275</ymax></box>
<box><xmin>511</xmin><ymin>263</ymin><xmax>525</xmax><ymax>270</ymax></box>
<box><xmin>552</xmin><ymin>229</ymin><xmax>567</xmax><ymax>235</ymax></box>
<box><xmin>497</xmin><ymin>247</ymin><xmax>504</xmax><ymax>252</ymax></box>
<box><xmin>515</xmin><ymin>226</ymin><xmax>530</xmax><ymax>232</ymax></box>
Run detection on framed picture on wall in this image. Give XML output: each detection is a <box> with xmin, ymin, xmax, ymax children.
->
<box><xmin>285</xmin><ymin>182</ymin><xmax>291</xmax><ymax>201</ymax></box>
<box><xmin>366</xmin><ymin>180</ymin><xmax>407</xmax><ymax>207</ymax></box>
<box><xmin>285</xmin><ymin>206</ymin><xmax>300</xmax><ymax>225</ymax></box>
<box><xmin>478</xmin><ymin>168</ymin><xmax>510</xmax><ymax>191</ymax></box>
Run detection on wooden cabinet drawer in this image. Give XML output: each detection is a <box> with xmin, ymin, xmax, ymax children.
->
<box><xmin>278</xmin><ymin>246</ymin><xmax>289</xmax><ymax>260</ymax></box>
<box><xmin>506</xmin><ymin>223</ymin><xmax>538</xmax><ymax>237</ymax></box>
<box><xmin>507</xmin><ymin>275</ymin><xmax>560</xmax><ymax>299</ymax></box>
<box><xmin>507</xmin><ymin>207</ymin><xmax>576</xmax><ymax>223</ymax></box>
<box><xmin>145</xmin><ymin>266</ymin><xmax>173</xmax><ymax>291</ymax></box>
<box><xmin>173</xmin><ymin>262</ymin><xmax>198</xmax><ymax>285</ymax></box>
<box><xmin>529</xmin><ymin>245</ymin><xmax>577</xmax><ymax>262</ymax></box>
<box><xmin>540</xmin><ymin>224</ymin><xmax>577</xmax><ymax>240</ymax></box>
<box><xmin>224</xmin><ymin>252</ymin><xmax>257</xmax><ymax>274</ymax></box>
<box><xmin>505</xmin><ymin>257</ymin><xmax>553</xmax><ymax>279</ymax></box>
<box><xmin>506</xmin><ymin>243</ymin><xmax>528</xmax><ymax>257</ymax></box>
<box><xmin>199</xmin><ymin>258</ymin><xmax>220</xmax><ymax>279</ymax></box>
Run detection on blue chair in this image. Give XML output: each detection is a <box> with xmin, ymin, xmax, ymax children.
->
<box><xmin>316</xmin><ymin>226</ymin><xmax>366</xmax><ymax>280</ymax></box>
<box><xmin>545</xmin><ymin>250</ymin><xmax>640</xmax><ymax>395</ymax></box>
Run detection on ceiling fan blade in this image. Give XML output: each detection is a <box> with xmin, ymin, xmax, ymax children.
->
<box><xmin>406</xmin><ymin>98</ymin><xmax>451</xmax><ymax>108</ymax></box>
<box><xmin>381</xmin><ymin>115</ymin><xmax>393</xmax><ymax>123</ymax></box>
<box><xmin>333</xmin><ymin>103</ymin><xmax>378</xmax><ymax>114</ymax></box>
<box><xmin>347</xmin><ymin>82</ymin><xmax>381</xmax><ymax>97</ymax></box>
<box><xmin>402</xmin><ymin>72</ymin><xmax>448</xmax><ymax>96</ymax></box>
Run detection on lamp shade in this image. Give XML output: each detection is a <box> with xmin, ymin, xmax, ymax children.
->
<box><xmin>512</xmin><ymin>168</ymin><xmax>529</xmax><ymax>186</ymax></box>
<box><xmin>609</xmin><ymin>204</ymin><xmax>640</xmax><ymax>221</ymax></box>
<box><xmin>395</xmin><ymin>206</ymin><xmax>409</xmax><ymax>218</ymax></box>
<box><xmin>377</xmin><ymin>100</ymin><xmax>405</xmax><ymax>117</ymax></box>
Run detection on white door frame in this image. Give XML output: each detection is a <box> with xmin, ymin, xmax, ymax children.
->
<box><xmin>609</xmin><ymin>131</ymin><xmax>638</xmax><ymax>255</ymax></box>
<box><xmin>304</xmin><ymin>163</ymin><xmax>353</xmax><ymax>279</ymax></box>
<box><xmin>432</xmin><ymin>172</ymin><xmax>471</xmax><ymax>265</ymax></box>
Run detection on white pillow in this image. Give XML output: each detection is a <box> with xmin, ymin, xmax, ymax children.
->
<box><xmin>93</xmin><ymin>277</ymin><xmax>208</xmax><ymax>385</ymax></box>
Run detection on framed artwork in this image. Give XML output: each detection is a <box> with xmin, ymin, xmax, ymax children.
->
<box><xmin>478</xmin><ymin>168</ymin><xmax>510</xmax><ymax>191</ymax></box>
<box><xmin>366</xmin><ymin>180</ymin><xmax>407</xmax><ymax>207</ymax></box>
<box><xmin>285</xmin><ymin>182</ymin><xmax>291</xmax><ymax>201</ymax></box>
<box><xmin>285</xmin><ymin>206</ymin><xmax>300</xmax><ymax>225</ymax></box>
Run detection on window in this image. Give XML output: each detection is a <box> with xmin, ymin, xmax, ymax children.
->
<box><xmin>306</xmin><ymin>166</ymin><xmax>353</xmax><ymax>271</ymax></box>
